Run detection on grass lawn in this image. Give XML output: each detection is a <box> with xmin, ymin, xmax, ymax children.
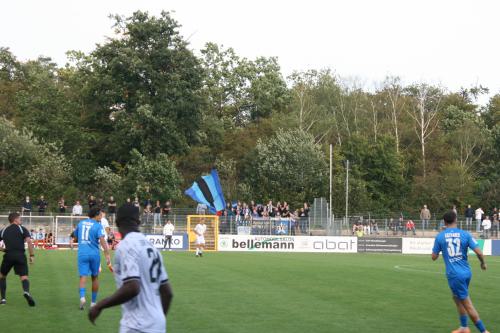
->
<box><xmin>1</xmin><ymin>250</ymin><xmax>498</xmax><ymax>332</ymax></box>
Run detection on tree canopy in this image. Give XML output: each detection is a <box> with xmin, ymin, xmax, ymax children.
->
<box><xmin>0</xmin><ymin>11</ymin><xmax>498</xmax><ymax>216</ymax></box>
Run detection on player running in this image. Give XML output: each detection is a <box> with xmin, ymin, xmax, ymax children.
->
<box><xmin>163</xmin><ymin>220</ymin><xmax>174</xmax><ymax>251</ymax></box>
<box><xmin>0</xmin><ymin>212</ymin><xmax>36</xmax><ymax>306</ymax></box>
<box><xmin>73</xmin><ymin>207</ymin><xmax>111</xmax><ymax>310</ymax></box>
<box><xmin>432</xmin><ymin>211</ymin><xmax>489</xmax><ymax>333</ymax></box>
<box><xmin>88</xmin><ymin>203</ymin><xmax>173</xmax><ymax>333</ymax></box>
<box><xmin>194</xmin><ymin>219</ymin><xmax>207</xmax><ymax>257</ymax></box>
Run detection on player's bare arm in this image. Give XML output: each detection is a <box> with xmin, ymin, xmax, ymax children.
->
<box><xmin>473</xmin><ymin>247</ymin><xmax>487</xmax><ymax>270</ymax></box>
<box><xmin>88</xmin><ymin>279</ymin><xmax>140</xmax><ymax>324</ymax></box>
<box><xmin>159</xmin><ymin>282</ymin><xmax>174</xmax><ymax>315</ymax></box>
<box><xmin>431</xmin><ymin>252</ymin><xmax>439</xmax><ymax>261</ymax></box>
<box><xmin>99</xmin><ymin>236</ymin><xmax>111</xmax><ymax>266</ymax></box>
<box><xmin>26</xmin><ymin>237</ymin><xmax>34</xmax><ymax>264</ymax></box>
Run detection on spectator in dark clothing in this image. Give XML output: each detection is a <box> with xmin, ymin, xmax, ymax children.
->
<box><xmin>37</xmin><ymin>196</ymin><xmax>48</xmax><ymax>215</ymax></box>
<box><xmin>58</xmin><ymin>197</ymin><xmax>66</xmax><ymax>214</ymax></box>
<box><xmin>88</xmin><ymin>195</ymin><xmax>97</xmax><ymax>210</ymax></box>
<box><xmin>303</xmin><ymin>203</ymin><xmax>310</xmax><ymax>217</ymax></box>
<box><xmin>107</xmin><ymin>196</ymin><xmax>117</xmax><ymax>215</ymax></box>
<box><xmin>21</xmin><ymin>196</ymin><xmax>32</xmax><ymax>215</ymax></box>
<box><xmin>153</xmin><ymin>201</ymin><xmax>162</xmax><ymax>227</ymax></box>
<box><xmin>465</xmin><ymin>205</ymin><xmax>474</xmax><ymax>231</ymax></box>
<box><xmin>97</xmin><ymin>198</ymin><xmax>104</xmax><ymax>209</ymax></box>
<box><xmin>162</xmin><ymin>201</ymin><xmax>171</xmax><ymax>218</ymax></box>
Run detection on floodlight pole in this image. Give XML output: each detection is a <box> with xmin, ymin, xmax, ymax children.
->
<box><xmin>345</xmin><ymin>160</ymin><xmax>349</xmax><ymax>222</ymax></box>
<box><xmin>329</xmin><ymin>144</ymin><xmax>333</xmax><ymax>221</ymax></box>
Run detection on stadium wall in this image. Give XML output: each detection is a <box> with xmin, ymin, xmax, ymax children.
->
<box><xmin>218</xmin><ymin>235</ymin><xmax>358</xmax><ymax>253</ymax></box>
<box><xmin>216</xmin><ymin>235</ymin><xmax>497</xmax><ymax>255</ymax></box>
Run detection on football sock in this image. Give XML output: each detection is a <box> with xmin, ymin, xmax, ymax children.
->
<box><xmin>460</xmin><ymin>314</ymin><xmax>468</xmax><ymax>328</ymax></box>
<box><xmin>21</xmin><ymin>279</ymin><xmax>30</xmax><ymax>293</ymax></box>
<box><xmin>196</xmin><ymin>248</ymin><xmax>199</xmax><ymax>255</ymax></box>
<box><xmin>474</xmin><ymin>319</ymin><xmax>486</xmax><ymax>332</ymax></box>
<box><xmin>91</xmin><ymin>291</ymin><xmax>98</xmax><ymax>303</ymax></box>
<box><xmin>0</xmin><ymin>278</ymin><xmax>6</xmax><ymax>299</ymax></box>
<box><xmin>79</xmin><ymin>287</ymin><xmax>85</xmax><ymax>299</ymax></box>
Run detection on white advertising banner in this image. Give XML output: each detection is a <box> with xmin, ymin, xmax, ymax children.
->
<box><xmin>402</xmin><ymin>237</ymin><xmax>435</xmax><ymax>254</ymax></box>
<box><xmin>218</xmin><ymin>235</ymin><xmax>357</xmax><ymax>253</ymax></box>
<box><xmin>145</xmin><ymin>234</ymin><xmax>185</xmax><ymax>250</ymax></box>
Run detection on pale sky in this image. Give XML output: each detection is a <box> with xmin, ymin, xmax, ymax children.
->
<box><xmin>1</xmin><ymin>0</ymin><xmax>499</xmax><ymax>99</ymax></box>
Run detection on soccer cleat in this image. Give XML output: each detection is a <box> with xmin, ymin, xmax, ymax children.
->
<box><xmin>90</xmin><ymin>302</ymin><xmax>96</xmax><ymax>308</ymax></box>
<box><xmin>451</xmin><ymin>328</ymin><xmax>470</xmax><ymax>333</ymax></box>
<box><xmin>0</xmin><ymin>299</ymin><xmax>6</xmax><ymax>305</ymax></box>
<box><xmin>23</xmin><ymin>292</ymin><xmax>35</xmax><ymax>307</ymax></box>
<box><xmin>79</xmin><ymin>297</ymin><xmax>86</xmax><ymax>310</ymax></box>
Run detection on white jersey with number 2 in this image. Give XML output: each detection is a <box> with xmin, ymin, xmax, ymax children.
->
<box><xmin>114</xmin><ymin>232</ymin><xmax>169</xmax><ymax>333</ymax></box>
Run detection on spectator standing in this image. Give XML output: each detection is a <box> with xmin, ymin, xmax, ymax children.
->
<box><xmin>37</xmin><ymin>196</ymin><xmax>48</xmax><ymax>215</ymax></box>
<box><xmin>58</xmin><ymin>197</ymin><xmax>67</xmax><ymax>214</ymax></box>
<box><xmin>475</xmin><ymin>207</ymin><xmax>484</xmax><ymax>232</ymax></box>
<box><xmin>303</xmin><ymin>203</ymin><xmax>310</xmax><ymax>217</ymax></box>
<box><xmin>97</xmin><ymin>198</ymin><xmax>104</xmax><ymax>209</ymax></box>
<box><xmin>21</xmin><ymin>196</ymin><xmax>32</xmax><ymax>215</ymax></box>
<box><xmin>153</xmin><ymin>201</ymin><xmax>162</xmax><ymax>227</ymax></box>
<box><xmin>420</xmin><ymin>205</ymin><xmax>431</xmax><ymax>230</ymax></box>
<box><xmin>162</xmin><ymin>201</ymin><xmax>171</xmax><ymax>219</ymax></box>
<box><xmin>133</xmin><ymin>197</ymin><xmax>140</xmax><ymax>209</ymax></box>
<box><xmin>72</xmin><ymin>201</ymin><xmax>83</xmax><ymax>216</ymax></box>
<box><xmin>107</xmin><ymin>196</ymin><xmax>116</xmax><ymax>223</ymax></box>
<box><xmin>465</xmin><ymin>205</ymin><xmax>474</xmax><ymax>231</ymax></box>
<box><xmin>163</xmin><ymin>220</ymin><xmax>175</xmax><ymax>251</ymax></box>
<box><xmin>481</xmin><ymin>216</ymin><xmax>491</xmax><ymax>239</ymax></box>
<box><xmin>88</xmin><ymin>195</ymin><xmax>97</xmax><ymax>210</ymax></box>
<box><xmin>492</xmin><ymin>211</ymin><xmax>499</xmax><ymax>238</ymax></box>
<box><xmin>196</xmin><ymin>203</ymin><xmax>207</xmax><ymax>215</ymax></box>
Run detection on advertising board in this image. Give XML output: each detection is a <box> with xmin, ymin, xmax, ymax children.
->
<box><xmin>218</xmin><ymin>235</ymin><xmax>357</xmax><ymax>253</ymax></box>
<box><xmin>358</xmin><ymin>237</ymin><xmax>402</xmax><ymax>253</ymax></box>
<box><xmin>145</xmin><ymin>234</ymin><xmax>187</xmax><ymax>250</ymax></box>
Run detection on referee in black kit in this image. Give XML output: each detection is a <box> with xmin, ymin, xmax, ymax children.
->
<box><xmin>0</xmin><ymin>212</ymin><xmax>36</xmax><ymax>306</ymax></box>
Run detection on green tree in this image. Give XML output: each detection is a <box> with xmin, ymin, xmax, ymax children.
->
<box><xmin>248</xmin><ymin>129</ymin><xmax>327</xmax><ymax>206</ymax></box>
<box><xmin>0</xmin><ymin>118</ymin><xmax>73</xmax><ymax>205</ymax></box>
<box><xmin>125</xmin><ymin>149</ymin><xmax>182</xmax><ymax>201</ymax></box>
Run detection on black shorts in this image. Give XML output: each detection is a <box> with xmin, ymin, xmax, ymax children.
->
<box><xmin>1</xmin><ymin>253</ymin><xmax>28</xmax><ymax>276</ymax></box>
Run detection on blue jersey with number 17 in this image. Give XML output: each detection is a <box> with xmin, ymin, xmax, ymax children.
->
<box><xmin>432</xmin><ymin>228</ymin><xmax>479</xmax><ymax>278</ymax></box>
<box><xmin>73</xmin><ymin>218</ymin><xmax>104</xmax><ymax>257</ymax></box>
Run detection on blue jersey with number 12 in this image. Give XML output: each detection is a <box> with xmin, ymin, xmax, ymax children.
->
<box><xmin>432</xmin><ymin>228</ymin><xmax>478</xmax><ymax>278</ymax></box>
<box><xmin>74</xmin><ymin>218</ymin><xmax>104</xmax><ymax>257</ymax></box>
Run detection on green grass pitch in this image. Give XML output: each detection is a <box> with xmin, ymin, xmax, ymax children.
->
<box><xmin>1</xmin><ymin>251</ymin><xmax>498</xmax><ymax>332</ymax></box>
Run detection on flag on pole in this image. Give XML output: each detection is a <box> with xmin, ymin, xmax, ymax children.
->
<box><xmin>184</xmin><ymin>169</ymin><xmax>226</xmax><ymax>213</ymax></box>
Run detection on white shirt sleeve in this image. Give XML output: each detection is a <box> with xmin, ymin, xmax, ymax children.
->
<box><xmin>119</xmin><ymin>247</ymin><xmax>141</xmax><ymax>282</ymax></box>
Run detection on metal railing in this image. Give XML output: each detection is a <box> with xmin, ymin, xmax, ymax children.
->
<box><xmin>1</xmin><ymin>214</ymin><xmax>497</xmax><ymax>245</ymax></box>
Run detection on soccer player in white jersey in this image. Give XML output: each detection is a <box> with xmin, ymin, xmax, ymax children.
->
<box><xmin>100</xmin><ymin>212</ymin><xmax>110</xmax><ymax>242</ymax></box>
<box><xmin>88</xmin><ymin>204</ymin><xmax>173</xmax><ymax>333</ymax></box>
<box><xmin>194</xmin><ymin>219</ymin><xmax>207</xmax><ymax>257</ymax></box>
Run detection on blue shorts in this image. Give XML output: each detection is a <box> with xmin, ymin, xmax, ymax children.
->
<box><xmin>78</xmin><ymin>255</ymin><xmax>101</xmax><ymax>277</ymax></box>
<box><xmin>448</xmin><ymin>275</ymin><xmax>471</xmax><ymax>300</ymax></box>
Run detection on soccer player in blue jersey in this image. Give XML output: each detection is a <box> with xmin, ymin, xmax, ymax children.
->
<box><xmin>73</xmin><ymin>207</ymin><xmax>111</xmax><ymax>310</ymax></box>
<box><xmin>432</xmin><ymin>211</ymin><xmax>489</xmax><ymax>333</ymax></box>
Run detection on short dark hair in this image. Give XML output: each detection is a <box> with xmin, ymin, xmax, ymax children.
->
<box><xmin>443</xmin><ymin>211</ymin><xmax>457</xmax><ymax>224</ymax></box>
<box><xmin>8</xmin><ymin>212</ymin><xmax>20</xmax><ymax>223</ymax></box>
<box><xmin>88</xmin><ymin>207</ymin><xmax>101</xmax><ymax>218</ymax></box>
<box><xmin>116</xmin><ymin>204</ymin><xmax>141</xmax><ymax>227</ymax></box>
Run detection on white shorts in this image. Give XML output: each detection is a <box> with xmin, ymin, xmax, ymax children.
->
<box><xmin>196</xmin><ymin>236</ymin><xmax>205</xmax><ymax>245</ymax></box>
<box><xmin>120</xmin><ymin>325</ymin><xmax>148</xmax><ymax>333</ymax></box>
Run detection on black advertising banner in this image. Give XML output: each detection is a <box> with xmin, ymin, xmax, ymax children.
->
<box><xmin>357</xmin><ymin>237</ymin><xmax>402</xmax><ymax>253</ymax></box>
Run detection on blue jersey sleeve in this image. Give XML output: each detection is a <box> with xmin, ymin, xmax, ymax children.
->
<box><xmin>468</xmin><ymin>233</ymin><xmax>478</xmax><ymax>251</ymax></box>
<box><xmin>432</xmin><ymin>236</ymin><xmax>441</xmax><ymax>254</ymax></box>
